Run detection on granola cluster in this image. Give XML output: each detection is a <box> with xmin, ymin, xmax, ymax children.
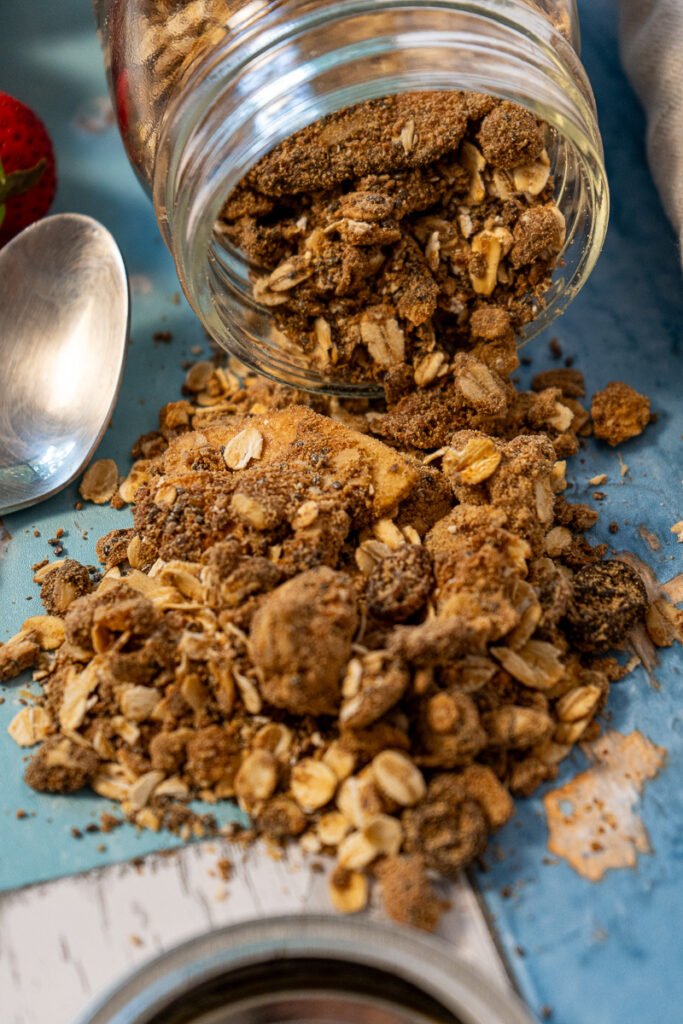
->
<box><xmin>1</xmin><ymin>353</ymin><xmax>673</xmax><ymax>929</ymax></box>
<box><xmin>221</xmin><ymin>93</ymin><xmax>565</xmax><ymax>385</ymax></box>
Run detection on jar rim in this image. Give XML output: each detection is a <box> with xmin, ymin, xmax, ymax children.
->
<box><xmin>75</xmin><ymin>913</ymin><xmax>534</xmax><ymax>1024</ymax></box>
<box><xmin>154</xmin><ymin>0</ymin><xmax>609</xmax><ymax>395</ymax></box>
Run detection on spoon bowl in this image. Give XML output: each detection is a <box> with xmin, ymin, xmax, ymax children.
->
<box><xmin>0</xmin><ymin>213</ymin><xmax>128</xmax><ymax>515</ymax></box>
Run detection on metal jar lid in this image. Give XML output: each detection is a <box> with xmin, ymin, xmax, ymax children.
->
<box><xmin>76</xmin><ymin>915</ymin><xmax>533</xmax><ymax>1024</ymax></box>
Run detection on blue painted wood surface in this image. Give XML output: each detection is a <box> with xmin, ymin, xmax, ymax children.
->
<box><xmin>0</xmin><ymin>2</ymin><xmax>681</xmax><ymax>1020</ymax></box>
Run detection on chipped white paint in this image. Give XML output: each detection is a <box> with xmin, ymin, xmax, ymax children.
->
<box><xmin>0</xmin><ymin>842</ymin><xmax>510</xmax><ymax>1024</ymax></box>
<box><xmin>544</xmin><ymin>730</ymin><xmax>666</xmax><ymax>881</ymax></box>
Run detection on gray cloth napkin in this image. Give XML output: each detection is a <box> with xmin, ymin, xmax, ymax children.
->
<box><xmin>620</xmin><ymin>0</ymin><xmax>683</xmax><ymax>258</ymax></box>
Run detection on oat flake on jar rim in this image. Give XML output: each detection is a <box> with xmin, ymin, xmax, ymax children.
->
<box><xmin>76</xmin><ymin>914</ymin><xmax>535</xmax><ymax>1024</ymax></box>
<box><xmin>94</xmin><ymin>0</ymin><xmax>608</xmax><ymax>394</ymax></box>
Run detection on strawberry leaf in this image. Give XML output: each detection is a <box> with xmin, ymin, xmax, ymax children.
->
<box><xmin>0</xmin><ymin>159</ymin><xmax>47</xmax><ymax>203</ymax></box>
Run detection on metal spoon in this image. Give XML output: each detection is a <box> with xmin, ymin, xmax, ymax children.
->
<box><xmin>0</xmin><ymin>213</ymin><xmax>128</xmax><ymax>515</ymax></box>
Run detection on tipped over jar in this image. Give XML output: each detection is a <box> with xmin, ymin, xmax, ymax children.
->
<box><xmin>95</xmin><ymin>0</ymin><xmax>608</xmax><ymax>395</ymax></box>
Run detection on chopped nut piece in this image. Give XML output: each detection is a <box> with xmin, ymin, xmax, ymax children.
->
<box><xmin>129</xmin><ymin>770</ymin><xmax>164</xmax><ymax>811</ymax></box>
<box><xmin>360</xmin><ymin>308</ymin><xmax>405</xmax><ymax>367</ymax></box>
<box><xmin>0</xmin><ymin>634</ymin><xmax>40</xmax><ymax>682</ymax></box>
<box><xmin>291</xmin><ymin>759</ymin><xmax>338</xmax><ymax>812</ymax></box>
<box><xmin>223</xmin><ymin>427</ymin><xmax>264</xmax><ymax>470</ymax></box>
<box><xmin>646</xmin><ymin>599</ymin><xmax>683</xmax><ymax>647</ymax></box>
<box><xmin>555</xmin><ymin>684</ymin><xmax>604</xmax><ymax>723</ymax></box>
<box><xmin>492</xmin><ymin>640</ymin><xmax>564</xmax><ymax>690</ymax></box>
<box><xmin>80</xmin><ymin>459</ymin><xmax>119</xmax><ymax>504</ymax></box>
<box><xmin>337</xmin><ymin>829</ymin><xmax>379</xmax><ymax>870</ymax></box>
<box><xmin>545</xmin><ymin>526</ymin><xmax>573</xmax><ymax>557</ymax></box>
<box><xmin>318</xmin><ymin>811</ymin><xmax>352</xmax><ymax>847</ymax></box>
<box><xmin>119</xmin><ymin>686</ymin><xmax>159</xmax><ymax>722</ymax></box>
<box><xmin>328</xmin><ymin>867</ymin><xmax>368</xmax><ymax>914</ymax></box>
<box><xmin>337</xmin><ymin>774</ymin><xmax>384</xmax><ymax>829</ymax></box>
<box><xmin>21</xmin><ymin>615</ymin><xmax>66</xmax><ymax>650</ymax></box>
<box><xmin>258</xmin><ymin>797</ymin><xmax>307</xmax><ymax>839</ymax></box>
<box><xmin>483</xmin><ymin>705</ymin><xmax>554</xmax><ymax>748</ymax></box>
<box><xmin>372</xmin><ymin>750</ymin><xmax>426</xmax><ymax>807</ymax></box>
<box><xmin>363</xmin><ymin>813</ymin><xmax>403</xmax><ymax>856</ymax></box>
<box><xmin>323</xmin><ymin>743</ymin><xmax>356</xmax><ymax>782</ymax></box>
<box><xmin>234</xmin><ymin>750</ymin><xmax>278</xmax><ymax>811</ymax></box>
<box><xmin>8</xmin><ymin>706</ymin><xmax>53</xmax><ymax>747</ymax></box>
<box><xmin>443</xmin><ymin>434</ymin><xmax>501</xmax><ymax>485</ymax></box>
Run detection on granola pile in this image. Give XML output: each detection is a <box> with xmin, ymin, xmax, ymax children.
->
<box><xmin>221</xmin><ymin>92</ymin><xmax>565</xmax><ymax>385</ymax></box>
<box><xmin>2</xmin><ymin>350</ymin><xmax>677</xmax><ymax>929</ymax></box>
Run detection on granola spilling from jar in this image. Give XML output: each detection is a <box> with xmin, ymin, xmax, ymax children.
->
<box><xmin>2</xmin><ymin>351</ymin><xmax>675</xmax><ymax>930</ymax></box>
<box><xmin>221</xmin><ymin>92</ymin><xmax>565</xmax><ymax>385</ymax></box>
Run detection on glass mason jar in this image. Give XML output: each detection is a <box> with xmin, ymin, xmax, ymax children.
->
<box><xmin>94</xmin><ymin>0</ymin><xmax>608</xmax><ymax>395</ymax></box>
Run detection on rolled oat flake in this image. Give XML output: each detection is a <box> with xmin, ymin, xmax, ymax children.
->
<box><xmin>76</xmin><ymin>916</ymin><xmax>532</xmax><ymax>1024</ymax></box>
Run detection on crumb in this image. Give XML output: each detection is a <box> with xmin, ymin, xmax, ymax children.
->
<box><xmin>217</xmin><ymin>857</ymin><xmax>233</xmax><ymax>881</ymax></box>
<box><xmin>591</xmin><ymin>382</ymin><xmax>650</xmax><ymax>447</ymax></box>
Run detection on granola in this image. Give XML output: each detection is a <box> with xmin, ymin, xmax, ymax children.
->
<box><xmin>219</xmin><ymin>93</ymin><xmax>565</xmax><ymax>386</ymax></box>
<box><xmin>1</xmin><ymin>350</ymin><xmax>675</xmax><ymax>932</ymax></box>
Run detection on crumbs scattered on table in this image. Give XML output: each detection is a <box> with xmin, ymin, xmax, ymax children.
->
<box><xmin>617</xmin><ymin>453</ymin><xmax>629</xmax><ymax>478</ymax></box>
<box><xmin>71</xmin><ymin>827</ymin><xmax>83</xmax><ymax>840</ymax></box>
<box><xmin>588</xmin><ymin>474</ymin><xmax>607</xmax><ymax>487</ymax></box>
<box><xmin>549</xmin><ymin>338</ymin><xmax>563</xmax><ymax>360</ymax></box>
<box><xmin>638</xmin><ymin>525</ymin><xmax>661</xmax><ymax>552</ymax></box>
<box><xmin>154</xmin><ymin>330</ymin><xmax>173</xmax><ymax>343</ymax></box>
<box><xmin>130</xmin><ymin>934</ymin><xmax>144</xmax><ymax>947</ymax></box>
<box><xmin>593</xmin><ymin>491</ymin><xmax>606</xmax><ymax>501</ymax></box>
<box><xmin>16</xmin><ymin>808</ymin><xmax>27</xmax><ymax>820</ymax></box>
<box><xmin>217</xmin><ymin>857</ymin><xmax>233</xmax><ymax>881</ymax></box>
<box><xmin>100</xmin><ymin>812</ymin><xmax>123</xmax><ymax>833</ymax></box>
<box><xmin>608</xmin><ymin>522</ymin><xmax>619</xmax><ymax>535</ymax></box>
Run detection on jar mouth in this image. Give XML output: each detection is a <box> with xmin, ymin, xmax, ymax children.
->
<box><xmin>76</xmin><ymin>914</ymin><xmax>533</xmax><ymax>1024</ymax></box>
<box><xmin>155</xmin><ymin>0</ymin><xmax>609</xmax><ymax>396</ymax></box>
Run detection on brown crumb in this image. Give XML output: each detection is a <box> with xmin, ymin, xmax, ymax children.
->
<box><xmin>591</xmin><ymin>382</ymin><xmax>650</xmax><ymax>447</ymax></box>
<box><xmin>217</xmin><ymin>857</ymin><xmax>233</xmax><ymax>882</ymax></box>
<box><xmin>376</xmin><ymin>855</ymin><xmax>445</xmax><ymax>932</ymax></box>
<box><xmin>566</xmin><ymin>561</ymin><xmax>648</xmax><ymax>652</ymax></box>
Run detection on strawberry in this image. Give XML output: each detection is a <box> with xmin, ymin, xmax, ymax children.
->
<box><xmin>0</xmin><ymin>92</ymin><xmax>57</xmax><ymax>247</ymax></box>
